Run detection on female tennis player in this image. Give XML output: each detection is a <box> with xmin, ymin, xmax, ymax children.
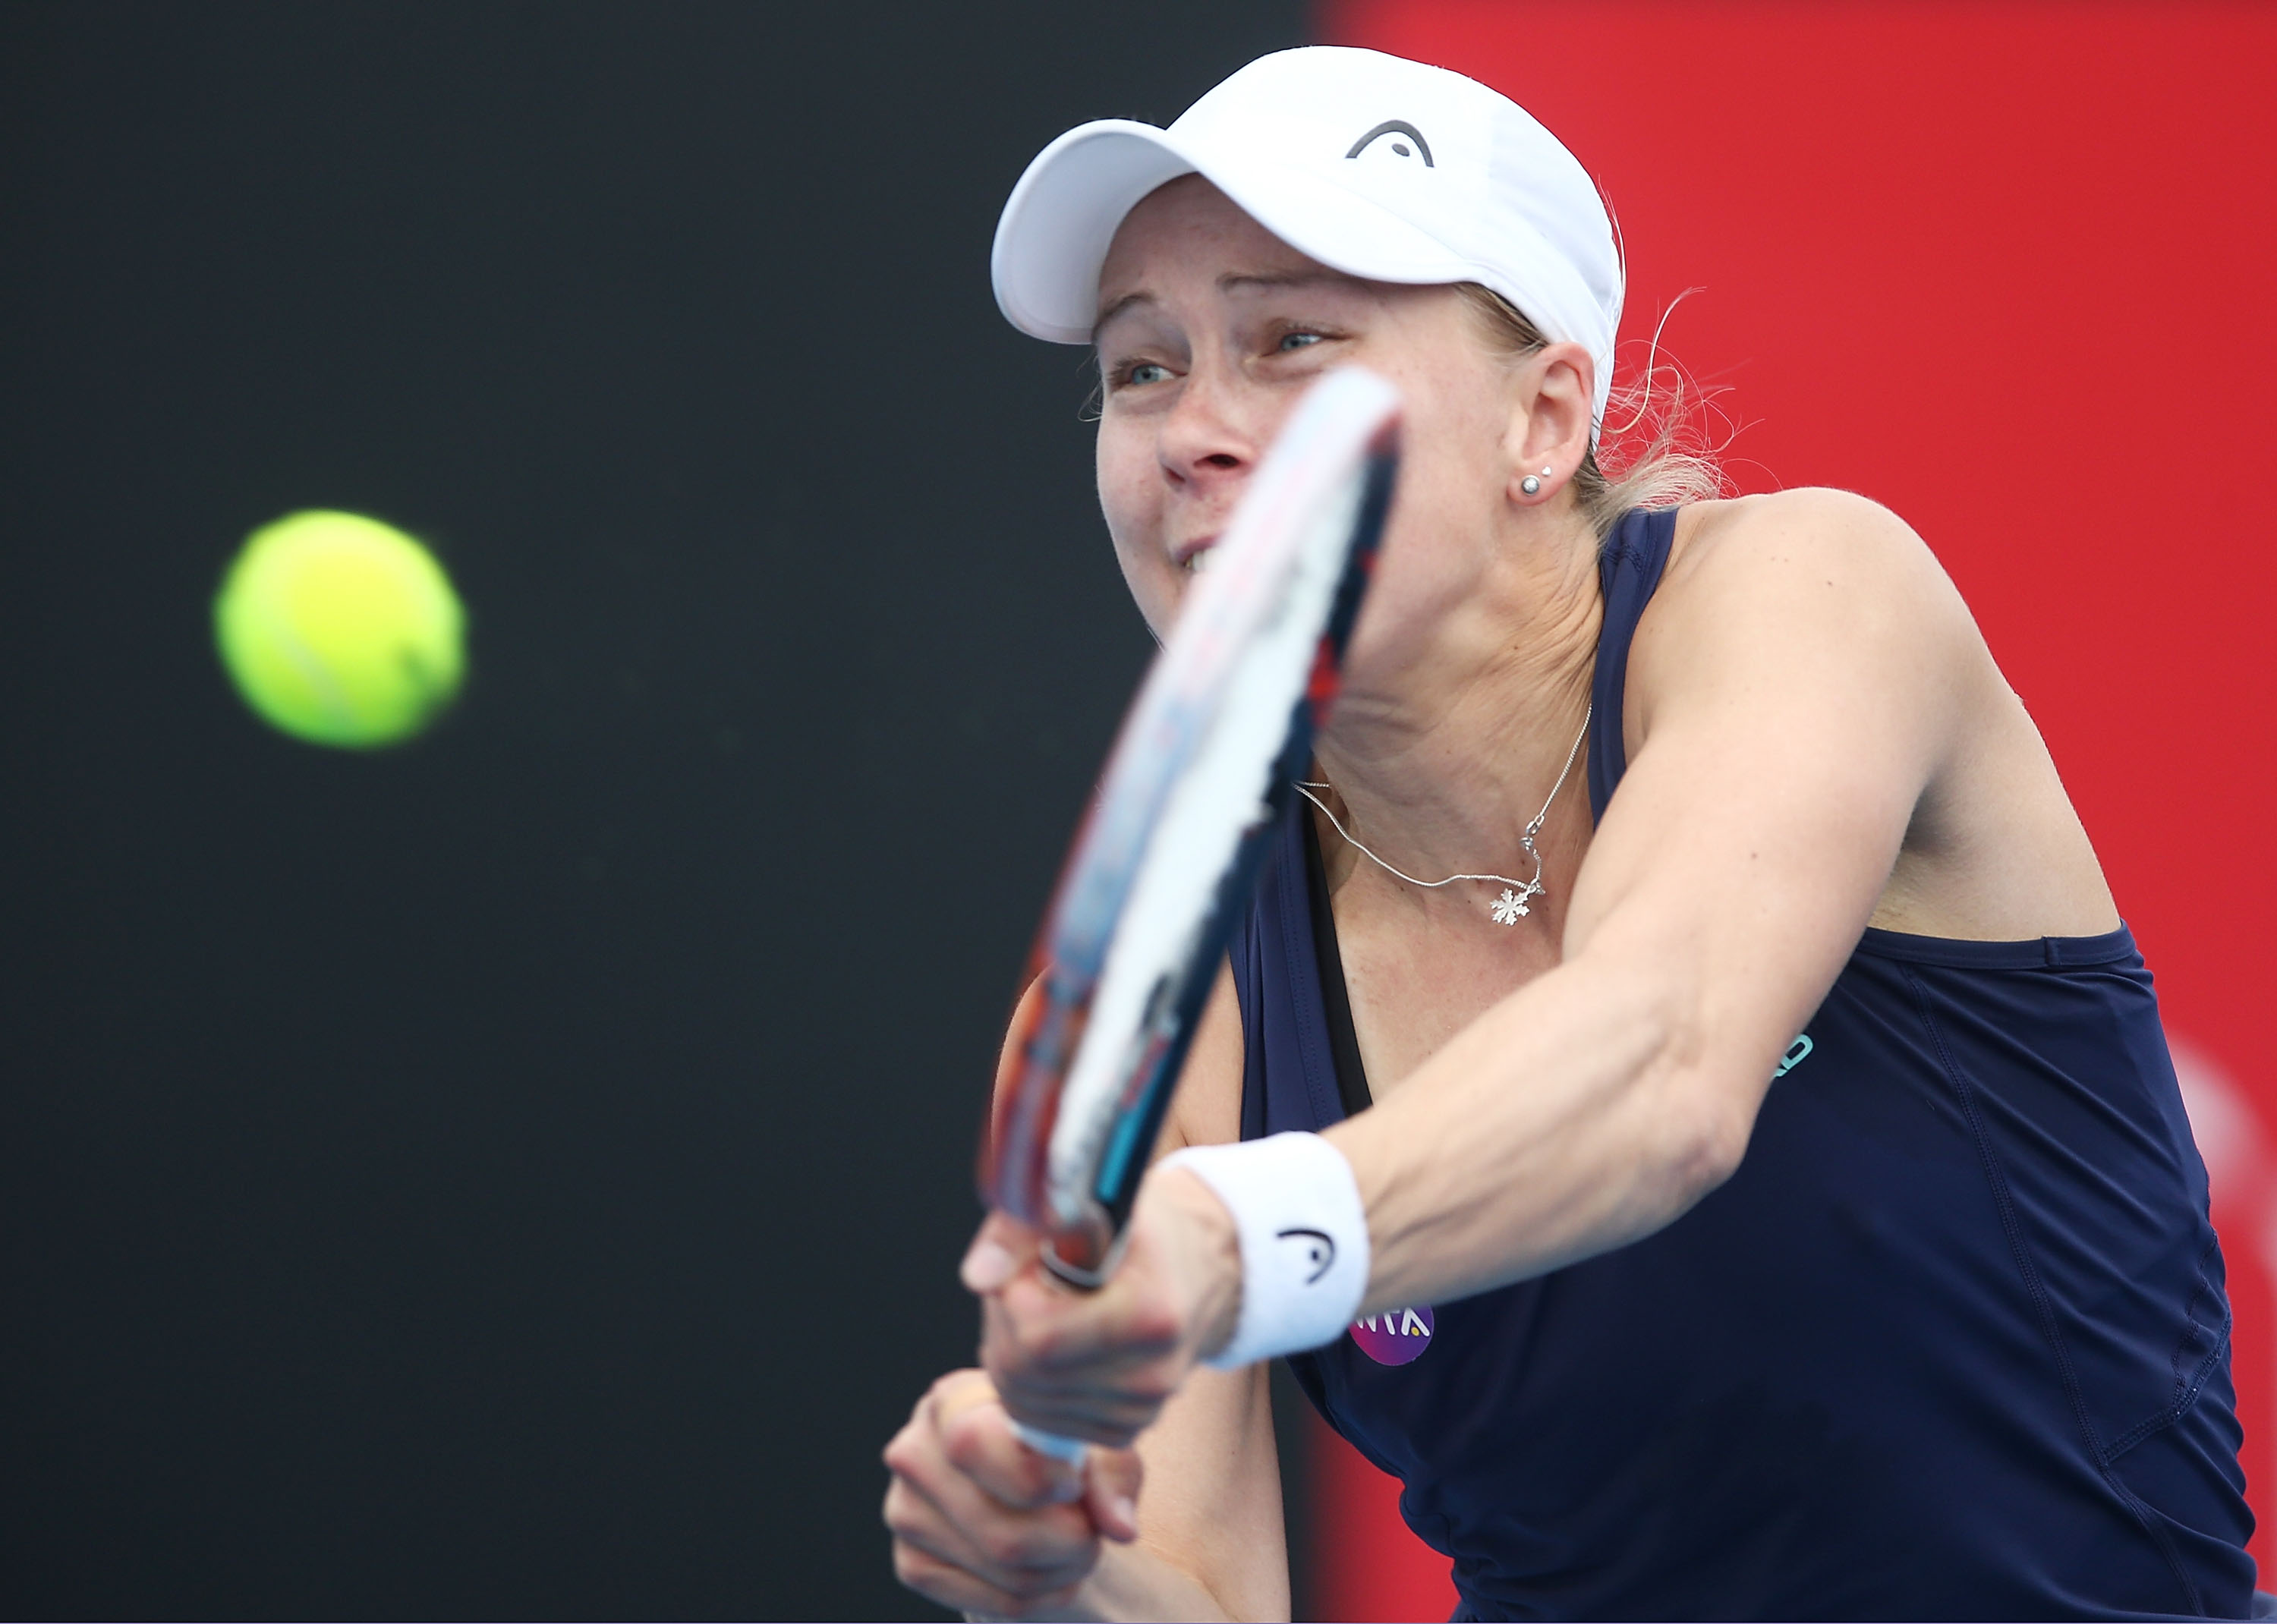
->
<box><xmin>883</xmin><ymin>46</ymin><xmax>2253</xmax><ymax>1621</ymax></box>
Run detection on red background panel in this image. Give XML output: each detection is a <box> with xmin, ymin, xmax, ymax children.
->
<box><xmin>1311</xmin><ymin>3</ymin><xmax>2277</xmax><ymax>1616</ymax></box>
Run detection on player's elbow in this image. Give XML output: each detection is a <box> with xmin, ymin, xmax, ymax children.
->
<box><xmin>1579</xmin><ymin>950</ymin><xmax>1762</xmax><ymax>1226</ymax></box>
<box><xmin>1658</xmin><ymin>1086</ymin><xmax>1752</xmax><ymax>1207</ymax></box>
<box><xmin>1639</xmin><ymin>1031</ymin><xmax>1757</xmax><ymax>1215</ymax></box>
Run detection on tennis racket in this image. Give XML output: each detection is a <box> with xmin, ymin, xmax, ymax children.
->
<box><xmin>980</xmin><ymin>367</ymin><xmax>1400</xmax><ymax>1459</ymax></box>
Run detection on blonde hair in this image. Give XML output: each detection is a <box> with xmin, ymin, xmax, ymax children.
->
<box><xmin>1456</xmin><ymin>283</ymin><xmax>1726</xmax><ymax>540</ymax></box>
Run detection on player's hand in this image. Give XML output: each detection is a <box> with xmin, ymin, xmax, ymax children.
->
<box><xmin>962</xmin><ymin>1164</ymin><xmax>1242</xmax><ymax>1449</ymax></box>
<box><xmin>883</xmin><ymin>1368</ymin><xmax>1142</xmax><ymax>1619</ymax></box>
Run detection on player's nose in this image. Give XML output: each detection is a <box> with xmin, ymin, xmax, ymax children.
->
<box><xmin>1155</xmin><ymin>367</ymin><xmax>1258</xmax><ymax>496</ymax></box>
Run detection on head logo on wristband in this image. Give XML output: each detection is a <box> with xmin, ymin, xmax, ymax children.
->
<box><xmin>1161</xmin><ymin>1132</ymin><xmax>1372</xmax><ymax>1368</ymax></box>
<box><xmin>1277</xmin><ymin>1227</ymin><xmax>1337</xmax><ymax>1283</ymax></box>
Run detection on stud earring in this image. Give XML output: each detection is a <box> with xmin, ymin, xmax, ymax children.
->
<box><xmin>1521</xmin><ymin>465</ymin><xmax>1551</xmax><ymax>496</ymax></box>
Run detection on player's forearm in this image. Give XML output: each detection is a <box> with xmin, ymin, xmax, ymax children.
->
<box><xmin>1327</xmin><ymin>937</ymin><xmax>1756</xmax><ymax>1315</ymax></box>
<box><xmin>1058</xmin><ymin>1534</ymin><xmax>1283</xmax><ymax>1623</ymax></box>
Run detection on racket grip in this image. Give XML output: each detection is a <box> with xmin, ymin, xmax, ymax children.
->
<box><xmin>1007</xmin><ymin>1418</ymin><xmax>1090</xmax><ymax>1465</ymax></box>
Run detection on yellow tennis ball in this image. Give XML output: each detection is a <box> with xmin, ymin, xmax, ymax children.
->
<box><xmin>214</xmin><ymin>510</ymin><xmax>466</xmax><ymax>748</ymax></box>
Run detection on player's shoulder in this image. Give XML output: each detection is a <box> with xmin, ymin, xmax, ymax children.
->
<box><xmin>1636</xmin><ymin>487</ymin><xmax>1979</xmax><ymax>691</ymax></box>
<box><xmin>1667</xmin><ymin>486</ymin><xmax>1937</xmax><ymax>584</ymax></box>
<box><xmin>1655</xmin><ymin>487</ymin><xmax>1966</xmax><ymax>634</ymax></box>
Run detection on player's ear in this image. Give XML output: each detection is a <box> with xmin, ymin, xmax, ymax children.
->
<box><xmin>1503</xmin><ymin>341</ymin><xmax>1595</xmax><ymax>507</ymax></box>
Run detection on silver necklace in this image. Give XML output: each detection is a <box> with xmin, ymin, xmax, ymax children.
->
<box><xmin>1295</xmin><ymin>705</ymin><xmax>1592</xmax><ymax>927</ymax></box>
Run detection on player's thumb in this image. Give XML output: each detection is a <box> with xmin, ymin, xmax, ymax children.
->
<box><xmin>960</xmin><ymin>1212</ymin><xmax>1036</xmax><ymax>1295</ymax></box>
<box><xmin>1083</xmin><ymin>1446</ymin><xmax>1144</xmax><ymax>1544</ymax></box>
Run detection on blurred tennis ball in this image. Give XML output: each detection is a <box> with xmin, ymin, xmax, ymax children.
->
<box><xmin>213</xmin><ymin>509</ymin><xmax>465</xmax><ymax>748</ymax></box>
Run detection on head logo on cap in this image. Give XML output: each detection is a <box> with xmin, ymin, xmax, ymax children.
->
<box><xmin>991</xmin><ymin>46</ymin><xmax>1623</xmax><ymax>426</ymax></box>
<box><xmin>1344</xmin><ymin>120</ymin><xmax>1433</xmax><ymax>168</ymax></box>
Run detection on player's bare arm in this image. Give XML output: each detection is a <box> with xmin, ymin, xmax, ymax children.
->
<box><xmin>1332</xmin><ymin>486</ymin><xmax>2118</xmax><ymax>1313</ymax></box>
<box><xmin>974</xmin><ymin>483</ymin><xmax>2071</xmax><ymax>1389</ymax></box>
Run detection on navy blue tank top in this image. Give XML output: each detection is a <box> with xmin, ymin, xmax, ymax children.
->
<box><xmin>1233</xmin><ymin>507</ymin><xmax>2254</xmax><ymax>1619</ymax></box>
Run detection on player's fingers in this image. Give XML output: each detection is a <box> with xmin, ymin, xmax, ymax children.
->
<box><xmin>885</xmin><ymin>1443</ymin><xmax>1101</xmax><ymax>1597</ymax></box>
<box><xmin>997</xmin><ymin>1268</ymin><xmax>1185</xmax><ymax>1393</ymax></box>
<box><xmin>886</xmin><ymin>1376</ymin><xmax>1106</xmax><ymax>1591</ymax></box>
<box><xmin>891</xmin><ymin>1537</ymin><xmax>1082</xmax><ymax>1622</ymax></box>
<box><xmin>888</xmin><ymin>1374</ymin><xmax>1024</xmax><ymax>1521</ymax></box>
<box><xmin>883</xmin><ymin>1466</ymin><xmax>1070</xmax><ymax>1585</ymax></box>
<box><xmin>883</xmin><ymin>1471</ymin><xmax>987</xmax><ymax>1574</ymax></box>
<box><xmin>1083</xmin><ymin>1446</ymin><xmax>1144</xmax><ymax>1544</ymax></box>
<box><xmin>982</xmin><ymin>1293</ymin><xmax>1177</xmax><ymax>1446</ymax></box>
<box><xmin>936</xmin><ymin>1377</ymin><xmax>1085</xmax><ymax>1509</ymax></box>
<box><xmin>899</xmin><ymin>1371</ymin><xmax>1015</xmax><ymax>1485</ymax></box>
<box><xmin>962</xmin><ymin>1210</ymin><xmax>1039</xmax><ymax>1295</ymax></box>
<box><xmin>893</xmin><ymin>1512</ymin><xmax>1061</xmax><ymax>1612</ymax></box>
<box><xmin>891</xmin><ymin>1373</ymin><xmax>1073</xmax><ymax>1515</ymax></box>
<box><xmin>984</xmin><ymin>1273</ymin><xmax>1176</xmax><ymax>1390</ymax></box>
<box><xmin>927</xmin><ymin>1366</ymin><xmax>1088</xmax><ymax>1491</ymax></box>
<box><xmin>994</xmin><ymin>1385</ymin><xmax>1157</xmax><ymax>1450</ymax></box>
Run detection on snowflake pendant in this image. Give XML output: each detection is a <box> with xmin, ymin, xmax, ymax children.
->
<box><xmin>1490</xmin><ymin>888</ymin><xmax>1529</xmax><ymax>926</ymax></box>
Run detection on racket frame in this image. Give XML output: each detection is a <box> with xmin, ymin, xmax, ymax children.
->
<box><xmin>983</xmin><ymin>370</ymin><xmax>1400</xmax><ymax>1285</ymax></box>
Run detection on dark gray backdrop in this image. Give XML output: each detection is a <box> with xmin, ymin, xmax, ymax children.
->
<box><xmin>0</xmin><ymin>4</ymin><xmax>1306</xmax><ymax>1616</ymax></box>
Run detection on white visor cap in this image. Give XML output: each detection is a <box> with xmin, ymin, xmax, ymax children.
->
<box><xmin>991</xmin><ymin>46</ymin><xmax>1624</xmax><ymax>428</ymax></box>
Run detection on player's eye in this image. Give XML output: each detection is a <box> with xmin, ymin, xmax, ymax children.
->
<box><xmin>1277</xmin><ymin>332</ymin><xmax>1324</xmax><ymax>353</ymax></box>
<box><xmin>1108</xmin><ymin>358</ymin><xmax>1172</xmax><ymax>390</ymax></box>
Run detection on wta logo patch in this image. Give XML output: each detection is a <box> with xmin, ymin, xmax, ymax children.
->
<box><xmin>1350</xmin><ymin>1305</ymin><xmax>1434</xmax><ymax>1365</ymax></box>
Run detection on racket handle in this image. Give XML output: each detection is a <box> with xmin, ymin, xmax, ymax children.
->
<box><xmin>1007</xmin><ymin>1418</ymin><xmax>1090</xmax><ymax>1465</ymax></box>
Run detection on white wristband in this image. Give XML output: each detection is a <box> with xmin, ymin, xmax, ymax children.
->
<box><xmin>1160</xmin><ymin>1131</ymin><xmax>1370</xmax><ymax>1368</ymax></box>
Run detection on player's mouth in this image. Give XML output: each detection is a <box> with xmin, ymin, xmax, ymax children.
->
<box><xmin>1175</xmin><ymin>536</ymin><xmax>1220</xmax><ymax>574</ymax></box>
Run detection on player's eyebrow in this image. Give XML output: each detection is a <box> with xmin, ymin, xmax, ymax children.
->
<box><xmin>1217</xmin><ymin>269</ymin><xmax>1346</xmax><ymax>295</ymax></box>
<box><xmin>1093</xmin><ymin>269</ymin><xmax>1351</xmax><ymax>342</ymax></box>
<box><xmin>1092</xmin><ymin>290</ymin><xmax>1155</xmax><ymax>341</ymax></box>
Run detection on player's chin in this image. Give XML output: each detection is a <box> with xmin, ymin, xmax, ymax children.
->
<box><xmin>1132</xmin><ymin>574</ymin><xmax>1187</xmax><ymax>640</ymax></box>
<box><xmin>1118</xmin><ymin>546</ymin><xmax>1198</xmax><ymax>631</ymax></box>
<box><xmin>893</xmin><ymin>1544</ymin><xmax>1082</xmax><ymax>1621</ymax></box>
